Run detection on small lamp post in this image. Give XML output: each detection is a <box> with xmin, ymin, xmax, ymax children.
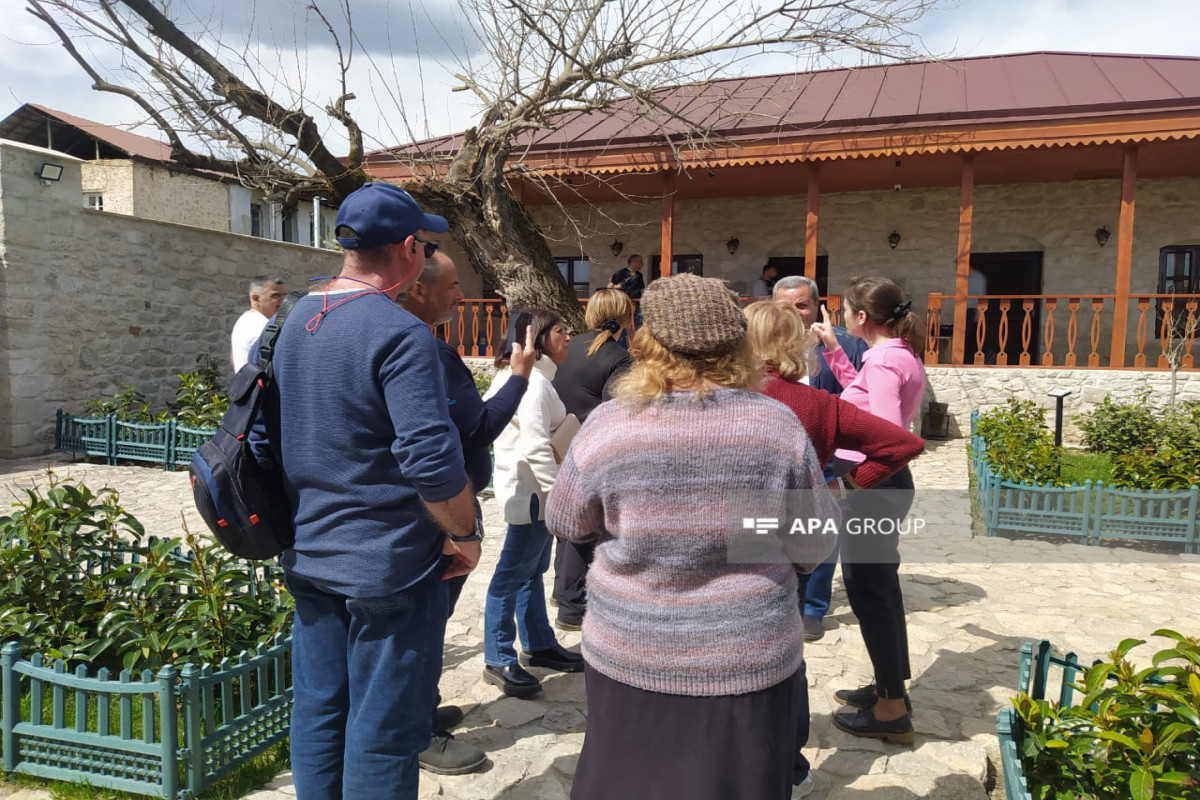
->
<box><xmin>1047</xmin><ymin>389</ymin><xmax>1073</xmax><ymax>477</ymax></box>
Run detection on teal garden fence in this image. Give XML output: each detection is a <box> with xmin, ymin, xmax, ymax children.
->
<box><xmin>1</xmin><ymin>545</ymin><xmax>291</xmax><ymax>798</ymax></box>
<box><xmin>970</xmin><ymin>412</ymin><xmax>1200</xmax><ymax>552</ymax></box>
<box><xmin>996</xmin><ymin>640</ymin><xmax>1083</xmax><ymax>800</ymax></box>
<box><xmin>54</xmin><ymin>411</ymin><xmax>216</xmax><ymax>470</ymax></box>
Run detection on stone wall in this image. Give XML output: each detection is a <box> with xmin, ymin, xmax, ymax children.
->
<box><xmin>924</xmin><ymin>367</ymin><xmax>1200</xmax><ymax>443</ymax></box>
<box><xmin>0</xmin><ymin>139</ymin><xmax>341</xmax><ymax>457</ymax></box>
<box><xmin>81</xmin><ymin>160</ymin><xmax>135</xmax><ymax>216</ymax></box>
<box><xmin>130</xmin><ymin>161</ymin><xmax>230</xmax><ymax>231</ymax></box>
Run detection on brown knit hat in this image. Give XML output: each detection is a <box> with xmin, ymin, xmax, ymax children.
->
<box><xmin>641</xmin><ymin>273</ymin><xmax>747</xmax><ymax>356</ymax></box>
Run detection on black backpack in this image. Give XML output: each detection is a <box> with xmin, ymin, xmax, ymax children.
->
<box><xmin>189</xmin><ymin>291</ymin><xmax>306</xmax><ymax>559</ymax></box>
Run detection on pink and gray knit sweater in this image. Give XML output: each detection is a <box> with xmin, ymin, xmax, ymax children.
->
<box><xmin>546</xmin><ymin>388</ymin><xmax>838</xmax><ymax>697</ymax></box>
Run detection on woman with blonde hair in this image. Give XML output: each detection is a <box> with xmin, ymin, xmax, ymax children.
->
<box><xmin>547</xmin><ymin>274</ymin><xmax>839</xmax><ymax>800</ymax></box>
<box><xmin>745</xmin><ymin>299</ymin><xmax>925</xmax><ymax>790</ymax></box>
<box><xmin>810</xmin><ymin>276</ymin><xmax>927</xmax><ymax>745</ymax></box>
<box><xmin>550</xmin><ymin>288</ymin><xmax>635</xmax><ymax>629</ymax></box>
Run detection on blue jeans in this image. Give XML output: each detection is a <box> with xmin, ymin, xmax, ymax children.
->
<box><xmin>484</xmin><ymin>495</ymin><xmax>558</xmax><ymax>666</ymax></box>
<box><xmin>286</xmin><ymin>569</ymin><xmax>449</xmax><ymax>800</ymax></box>
<box><xmin>795</xmin><ymin>540</ymin><xmax>840</xmax><ymax>619</ymax></box>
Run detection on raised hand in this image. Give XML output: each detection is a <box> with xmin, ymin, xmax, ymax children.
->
<box><xmin>810</xmin><ymin>304</ymin><xmax>841</xmax><ymax>352</ymax></box>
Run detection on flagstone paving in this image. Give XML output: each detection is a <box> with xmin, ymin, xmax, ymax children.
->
<box><xmin>2</xmin><ymin>439</ymin><xmax>1197</xmax><ymax>799</ymax></box>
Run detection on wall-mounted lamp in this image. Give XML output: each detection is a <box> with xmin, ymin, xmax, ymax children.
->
<box><xmin>609</xmin><ymin>239</ymin><xmax>624</xmax><ymax>258</ymax></box>
<box><xmin>887</xmin><ymin>230</ymin><xmax>902</xmax><ymax>250</ymax></box>
<box><xmin>36</xmin><ymin>162</ymin><xmax>63</xmax><ymax>186</ymax></box>
<box><xmin>726</xmin><ymin>237</ymin><xmax>740</xmax><ymax>255</ymax></box>
<box><xmin>1095</xmin><ymin>226</ymin><xmax>1110</xmax><ymax>247</ymax></box>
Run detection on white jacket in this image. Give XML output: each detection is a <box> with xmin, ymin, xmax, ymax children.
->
<box><xmin>485</xmin><ymin>358</ymin><xmax>566</xmax><ymax>524</ymax></box>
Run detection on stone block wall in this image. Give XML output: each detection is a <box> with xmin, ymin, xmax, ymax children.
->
<box><xmin>131</xmin><ymin>161</ymin><xmax>230</xmax><ymax>231</ymax></box>
<box><xmin>925</xmin><ymin>367</ymin><xmax>1200</xmax><ymax>443</ymax></box>
<box><xmin>0</xmin><ymin>139</ymin><xmax>341</xmax><ymax>457</ymax></box>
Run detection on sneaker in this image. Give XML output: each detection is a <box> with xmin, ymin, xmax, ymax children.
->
<box><xmin>832</xmin><ymin>706</ymin><xmax>914</xmax><ymax>745</ymax></box>
<box><xmin>418</xmin><ymin>730</ymin><xmax>487</xmax><ymax>775</ymax></box>
<box><xmin>833</xmin><ymin>684</ymin><xmax>913</xmax><ymax>716</ymax></box>
<box><xmin>801</xmin><ymin>615</ymin><xmax>824</xmax><ymax>642</ymax></box>
<box><xmin>791</xmin><ymin>773</ymin><xmax>815</xmax><ymax>799</ymax></box>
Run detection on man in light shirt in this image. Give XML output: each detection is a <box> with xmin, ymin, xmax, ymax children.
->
<box><xmin>230</xmin><ymin>276</ymin><xmax>287</xmax><ymax>371</ymax></box>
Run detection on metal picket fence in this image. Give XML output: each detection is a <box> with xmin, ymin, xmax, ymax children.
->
<box><xmin>970</xmin><ymin>411</ymin><xmax>1200</xmax><ymax>552</ymax></box>
<box><xmin>54</xmin><ymin>411</ymin><xmax>216</xmax><ymax>470</ymax></box>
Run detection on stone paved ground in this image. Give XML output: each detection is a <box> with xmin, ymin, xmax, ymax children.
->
<box><xmin>2</xmin><ymin>441</ymin><xmax>1198</xmax><ymax>799</ymax></box>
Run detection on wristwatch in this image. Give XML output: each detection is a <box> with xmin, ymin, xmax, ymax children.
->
<box><xmin>448</xmin><ymin>513</ymin><xmax>485</xmax><ymax>543</ymax></box>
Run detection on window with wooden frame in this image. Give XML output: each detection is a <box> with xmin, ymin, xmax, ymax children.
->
<box><xmin>1157</xmin><ymin>246</ymin><xmax>1200</xmax><ymax>340</ymax></box>
<box><xmin>555</xmin><ymin>256</ymin><xmax>591</xmax><ymax>298</ymax></box>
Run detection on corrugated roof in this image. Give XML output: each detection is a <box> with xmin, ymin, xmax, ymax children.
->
<box><xmin>0</xmin><ymin>103</ymin><xmax>174</xmax><ymax>161</ymax></box>
<box><xmin>367</xmin><ymin>51</ymin><xmax>1200</xmax><ymax>165</ymax></box>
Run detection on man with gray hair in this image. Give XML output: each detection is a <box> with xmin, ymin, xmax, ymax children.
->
<box><xmin>230</xmin><ymin>275</ymin><xmax>287</xmax><ymax>371</ymax></box>
<box><xmin>773</xmin><ymin>275</ymin><xmax>866</xmax><ymax>397</ymax></box>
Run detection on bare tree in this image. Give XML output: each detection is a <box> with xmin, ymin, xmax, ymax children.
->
<box><xmin>28</xmin><ymin>0</ymin><xmax>939</xmax><ymax>326</ymax></box>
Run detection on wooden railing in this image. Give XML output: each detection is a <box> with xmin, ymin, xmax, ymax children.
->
<box><xmin>435</xmin><ymin>295</ymin><xmax>843</xmax><ymax>357</ymax></box>
<box><xmin>924</xmin><ymin>293</ymin><xmax>1200</xmax><ymax>369</ymax></box>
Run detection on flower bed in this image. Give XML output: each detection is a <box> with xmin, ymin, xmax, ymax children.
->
<box><xmin>1</xmin><ymin>477</ymin><xmax>292</xmax><ymax>798</ymax></box>
<box><xmin>971</xmin><ymin>411</ymin><xmax>1200</xmax><ymax>552</ymax></box>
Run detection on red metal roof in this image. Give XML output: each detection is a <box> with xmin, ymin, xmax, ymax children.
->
<box><xmin>367</xmin><ymin>52</ymin><xmax>1200</xmax><ymax>165</ymax></box>
<box><xmin>14</xmin><ymin>104</ymin><xmax>174</xmax><ymax>161</ymax></box>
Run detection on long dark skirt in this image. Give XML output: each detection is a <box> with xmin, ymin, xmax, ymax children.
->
<box><xmin>570</xmin><ymin>664</ymin><xmax>801</xmax><ymax>800</ymax></box>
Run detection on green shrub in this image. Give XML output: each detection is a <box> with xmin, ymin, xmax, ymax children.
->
<box><xmin>85</xmin><ymin>385</ymin><xmax>154</xmax><ymax>422</ymax></box>
<box><xmin>0</xmin><ymin>473</ymin><xmax>291</xmax><ymax>672</ymax></box>
<box><xmin>976</xmin><ymin>398</ymin><xmax>1063</xmax><ymax>486</ymax></box>
<box><xmin>1110</xmin><ymin>407</ymin><xmax>1200</xmax><ymax>490</ymax></box>
<box><xmin>1012</xmin><ymin>630</ymin><xmax>1200</xmax><ymax>800</ymax></box>
<box><xmin>474</xmin><ymin>371</ymin><xmax>494</xmax><ymax>396</ymax></box>
<box><xmin>166</xmin><ymin>354</ymin><xmax>230</xmax><ymax>427</ymax></box>
<box><xmin>1076</xmin><ymin>392</ymin><xmax>1164</xmax><ymax>456</ymax></box>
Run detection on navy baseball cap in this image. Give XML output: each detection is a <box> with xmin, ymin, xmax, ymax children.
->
<box><xmin>335</xmin><ymin>183</ymin><xmax>449</xmax><ymax>249</ymax></box>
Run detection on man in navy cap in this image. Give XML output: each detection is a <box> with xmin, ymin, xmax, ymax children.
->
<box><xmin>262</xmin><ymin>183</ymin><xmax>480</xmax><ymax>799</ymax></box>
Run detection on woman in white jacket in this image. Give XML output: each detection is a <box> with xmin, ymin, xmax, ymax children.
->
<box><xmin>481</xmin><ymin>309</ymin><xmax>582</xmax><ymax>697</ymax></box>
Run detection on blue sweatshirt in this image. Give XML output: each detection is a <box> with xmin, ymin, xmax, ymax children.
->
<box><xmin>262</xmin><ymin>291</ymin><xmax>468</xmax><ymax>597</ymax></box>
<box><xmin>435</xmin><ymin>339</ymin><xmax>527</xmax><ymax>491</ymax></box>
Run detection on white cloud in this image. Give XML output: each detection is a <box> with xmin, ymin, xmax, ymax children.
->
<box><xmin>2</xmin><ymin>0</ymin><xmax>1198</xmax><ymax>151</ymax></box>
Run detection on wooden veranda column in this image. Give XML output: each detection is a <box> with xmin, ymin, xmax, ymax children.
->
<box><xmin>951</xmin><ymin>154</ymin><xmax>975</xmax><ymax>366</ymax></box>
<box><xmin>805</xmin><ymin>163</ymin><xmax>820</xmax><ymax>280</ymax></box>
<box><xmin>660</xmin><ymin>170</ymin><xmax>676</xmax><ymax>279</ymax></box>
<box><xmin>1109</xmin><ymin>146</ymin><xmax>1138</xmax><ymax>368</ymax></box>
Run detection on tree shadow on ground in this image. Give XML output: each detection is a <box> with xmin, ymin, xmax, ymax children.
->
<box><xmin>822</xmin><ymin>574</ymin><xmax>987</xmax><ymax>632</ymax></box>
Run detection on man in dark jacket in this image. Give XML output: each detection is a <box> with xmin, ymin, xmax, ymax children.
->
<box><xmin>774</xmin><ymin>275</ymin><xmax>867</xmax><ymax>395</ymax></box>
<box><xmin>401</xmin><ymin>252</ymin><xmax>534</xmax><ymax>775</ymax></box>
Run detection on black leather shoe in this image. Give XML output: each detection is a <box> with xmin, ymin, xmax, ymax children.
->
<box><xmin>419</xmin><ymin>730</ymin><xmax>487</xmax><ymax>775</ymax></box>
<box><xmin>833</xmin><ymin>684</ymin><xmax>913</xmax><ymax>716</ymax></box>
<box><xmin>482</xmin><ymin>664</ymin><xmax>542</xmax><ymax>698</ymax></box>
<box><xmin>434</xmin><ymin>704</ymin><xmax>464</xmax><ymax>731</ymax></box>
<box><xmin>520</xmin><ymin>643</ymin><xmax>584</xmax><ymax>673</ymax></box>
<box><xmin>832</xmin><ymin>706</ymin><xmax>914</xmax><ymax>745</ymax></box>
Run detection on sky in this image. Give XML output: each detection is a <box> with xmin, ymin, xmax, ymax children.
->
<box><xmin>2</xmin><ymin>0</ymin><xmax>1198</xmax><ymax>155</ymax></box>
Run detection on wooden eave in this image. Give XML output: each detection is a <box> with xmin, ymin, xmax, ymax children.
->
<box><xmin>364</xmin><ymin>110</ymin><xmax>1200</xmax><ymax>183</ymax></box>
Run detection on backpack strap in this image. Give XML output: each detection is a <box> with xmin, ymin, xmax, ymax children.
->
<box><xmin>256</xmin><ymin>289</ymin><xmax>308</xmax><ymax>379</ymax></box>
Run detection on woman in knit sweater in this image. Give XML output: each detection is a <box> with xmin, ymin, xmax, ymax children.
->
<box><xmin>746</xmin><ymin>299</ymin><xmax>925</xmax><ymax>789</ymax></box>
<box><xmin>550</xmin><ymin>288</ymin><xmax>635</xmax><ymax>630</ymax></box>
<box><xmin>547</xmin><ymin>274</ymin><xmax>839</xmax><ymax>800</ymax></box>
<box><xmin>810</xmin><ymin>276</ymin><xmax>927</xmax><ymax>745</ymax></box>
<box><xmin>481</xmin><ymin>309</ymin><xmax>583</xmax><ymax>699</ymax></box>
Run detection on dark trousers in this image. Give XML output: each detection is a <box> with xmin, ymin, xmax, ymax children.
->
<box><xmin>552</xmin><ymin>538</ymin><xmax>593</xmax><ymax>623</ymax></box>
<box><xmin>839</xmin><ymin>466</ymin><xmax>915</xmax><ymax>699</ymax></box>
<box><xmin>286</xmin><ymin>569</ymin><xmax>448</xmax><ymax>800</ymax></box>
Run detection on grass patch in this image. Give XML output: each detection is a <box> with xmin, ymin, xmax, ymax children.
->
<box><xmin>1059</xmin><ymin>449</ymin><xmax>1113</xmax><ymax>485</ymax></box>
<box><xmin>3</xmin><ymin>740</ymin><xmax>290</xmax><ymax>800</ymax></box>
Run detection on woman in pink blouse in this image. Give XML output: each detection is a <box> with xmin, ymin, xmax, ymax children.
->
<box><xmin>810</xmin><ymin>276</ymin><xmax>926</xmax><ymax>746</ymax></box>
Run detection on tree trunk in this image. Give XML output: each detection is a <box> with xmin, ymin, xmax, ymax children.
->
<box><xmin>404</xmin><ymin>129</ymin><xmax>587</xmax><ymax>332</ymax></box>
